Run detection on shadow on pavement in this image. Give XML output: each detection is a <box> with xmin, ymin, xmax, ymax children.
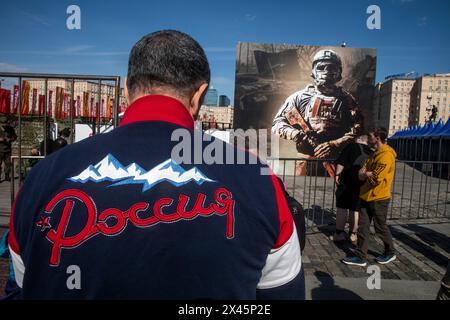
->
<box><xmin>311</xmin><ymin>271</ymin><xmax>363</xmax><ymax>300</ymax></box>
<box><xmin>401</xmin><ymin>223</ymin><xmax>450</xmax><ymax>254</ymax></box>
<box><xmin>390</xmin><ymin>225</ymin><xmax>449</xmax><ymax>268</ymax></box>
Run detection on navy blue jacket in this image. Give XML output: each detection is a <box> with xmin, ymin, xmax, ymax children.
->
<box><xmin>9</xmin><ymin>95</ymin><xmax>303</xmax><ymax>299</ymax></box>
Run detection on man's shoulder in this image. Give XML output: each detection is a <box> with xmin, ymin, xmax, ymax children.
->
<box><xmin>285</xmin><ymin>85</ymin><xmax>315</xmax><ymax>101</ymax></box>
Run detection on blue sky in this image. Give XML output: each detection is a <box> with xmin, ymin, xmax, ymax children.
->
<box><xmin>0</xmin><ymin>0</ymin><xmax>449</xmax><ymax>102</ymax></box>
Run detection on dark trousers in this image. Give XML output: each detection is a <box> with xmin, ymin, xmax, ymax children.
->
<box><xmin>355</xmin><ymin>199</ymin><xmax>395</xmax><ymax>259</ymax></box>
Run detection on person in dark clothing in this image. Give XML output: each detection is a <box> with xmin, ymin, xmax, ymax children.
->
<box><xmin>0</xmin><ymin>124</ymin><xmax>17</xmax><ymax>182</ymax></box>
<box><xmin>331</xmin><ymin>135</ymin><xmax>372</xmax><ymax>244</ymax></box>
<box><xmin>54</xmin><ymin>128</ymin><xmax>71</xmax><ymax>152</ymax></box>
<box><xmin>39</xmin><ymin>136</ymin><xmax>58</xmax><ymax>156</ymax></box>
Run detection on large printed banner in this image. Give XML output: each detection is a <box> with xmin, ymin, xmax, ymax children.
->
<box><xmin>234</xmin><ymin>42</ymin><xmax>377</xmax><ymax>175</ymax></box>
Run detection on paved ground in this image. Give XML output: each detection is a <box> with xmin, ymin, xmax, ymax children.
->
<box><xmin>301</xmin><ymin>218</ymin><xmax>449</xmax><ymax>281</ymax></box>
<box><xmin>1</xmin><ymin>217</ymin><xmax>448</xmax><ymax>299</ymax></box>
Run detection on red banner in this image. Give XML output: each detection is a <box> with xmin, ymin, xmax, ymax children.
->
<box><xmin>63</xmin><ymin>94</ymin><xmax>69</xmax><ymax>119</ymax></box>
<box><xmin>77</xmin><ymin>96</ymin><xmax>81</xmax><ymax>118</ymax></box>
<box><xmin>101</xmin><ymin>98</ymin><xmax>105</xmax><ymax>119</ymax></box>
<box><xmin>21</xmin><ymin>80</ymin><xmax>31</xmax><ymax>115</ymax></box>
<box><xmin>55</xmin><ymin>87</ymin><xmax>61</xmax><ymax>119</ymax></box>
<box><xmin>39</xmin><ymin>94</ymin><xmax>45</xmax><ymax>116</ymax></box>
<box><xmin>32</xmin><ymin>88</ymin><xmax>38</xmax><ymax>115</ymax></box>
<box><xmin>106</xmin><ymin>96</ymin><xmax>111</xmax><ymax>119</ymax></box>
<box><xmin>48</xmin><ymin>90</ymin><xmax>53</xmax><ymax>117</ymax></box>
<box><xmin>91</xmin><ymin>97</ymin><xmax>95</xmax><ymax>118</ymax></box>
<box><xmin>0</xmin><ymin>88</ymin><xmax>11</xmax><ymax>114</ymax></box>
<box><xmin>71</xmin><ymin>96</ymin><xmax>76</xmax><ymax>117</ymax></box>
<box><xmin>83</xmin><ymin>92</ymin><xmax>89</xmax><ymax>117</ymax></box>
<box><xmin>12</xmin><ymin>85</ymin><xmax>19</xmax><ymax>114</ymax></box>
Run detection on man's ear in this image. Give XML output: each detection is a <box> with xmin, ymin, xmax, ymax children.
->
<box><xmin>189</xmin><ymin>83</ymin><xmax>209</xmax><ymax>120</ymax></box>
<box><xmin>124</xmin><ymin>77</ymin><xmax>130</xmax><ymax>105</ymax></box>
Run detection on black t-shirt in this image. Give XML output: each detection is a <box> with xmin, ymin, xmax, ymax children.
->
<box><xmin>336</xmin><ymin>142</ymin><xmax>373</xmax><ymax>186</ymax></box>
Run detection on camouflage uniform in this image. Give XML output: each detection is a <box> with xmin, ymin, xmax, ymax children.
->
<box><xmin>272</xmin><ymin>84</ymin><xmax>363</xmax><ymax>158</ymax></box>
<box><xmin>271</xmin><ymin>49</ymin><xmax>364</xmax><ymax>175</ymax></box>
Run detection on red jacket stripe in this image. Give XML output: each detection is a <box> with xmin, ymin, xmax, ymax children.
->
<box><xmin>270</xmin><ymin>174</ymin><xmax>294</xmax><ymax>249</ymax></box>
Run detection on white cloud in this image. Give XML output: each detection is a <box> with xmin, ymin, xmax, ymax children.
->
<box><xmin>21</xmin><ymin>11</ymin><xmax>51</xmax><ymax>27</ymax></box>
<box><xmin>63</xmin><ymin>45</ymin><xmax>96</xmax><ymax>53</ymax></box>
<box><xmin>0</xmin><ymin>63</ymin><xmax>29</xmax><ymax>73</ymax></box>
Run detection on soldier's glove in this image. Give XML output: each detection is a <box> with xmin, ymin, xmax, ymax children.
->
<box><xmin>314</xmin><ymin>140</ymin><xmax>339</xmax><ymax>159</ymax></box>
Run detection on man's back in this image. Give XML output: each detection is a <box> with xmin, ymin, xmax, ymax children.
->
<box><xmin>9</xmin><ymin>95</ymin><xmax>302</xmax><ymax>299</ymax></box>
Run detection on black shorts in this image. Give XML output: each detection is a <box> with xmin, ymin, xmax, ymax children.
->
<box><xmin>336</xmin><ymin>182</ymin><xmax>362</xmax><ymax>211</ymax></box>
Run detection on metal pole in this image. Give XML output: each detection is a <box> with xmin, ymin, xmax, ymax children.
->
<box><xmin>399</xmin><ymin>161</ymin><xmax>406</xmax><ymax>218</ymax></box>
<box><xmin>97</xmin><ymin>79</ymin><xmax>101</xmax><ymax>135</ymax></box>
<box><xmin>408</xmin><ymin>160</ymin><xmax>415</xmax><ymax>218</ymax></box>
<box><xmin>292</xmin><ymin>160</ymin><xmax>297</xmax><ymax>200</ymax></box>
<box><xmin>113</xmin><ymin>76</ymin><xmax>120</xmax><ymax>128</ymax></box>
<box><xmin>70</xmin><ymin>79</ymin><xmax>75</xmax><ymax>144</ymax></box>
<box><xmin>11</xmin><ymin>77</ymin><xmax>22</xmax><ymax>204</ymax></box>
<box><xmin>417</xmin><ymin>159</ymin><xmax>425</xmax><ymax>218</ymax></box>
<box><xmin>43</xmin><ymin>79</ymin><xmax>48</xmax><ymax>156</ymax></box>
<box><xmin>436</xmin><ymin>162</ymin><xmax>442</xmax><ymax>216</ymax></box>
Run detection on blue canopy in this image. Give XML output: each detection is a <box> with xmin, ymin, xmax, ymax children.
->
<box><xmin>389</xmin><ymin>118</ymin><xmax>450</xmax><ymax>139</ymax></box>
<box><xmin>421</xmin><ymin>122</ymin><xmax>435</xmax><ymax>136</ymax></box>
<box><xmin>404</xmin><ymin>125</ymin><xmax>419</xmax><ymax>138</ymax></box>
<box><xmin>432</xmin><ymin>117</ymin><xmax>450</xmax><ymax>138</ymax></box>
<box><xmin>425</xmin><ymin>120</ymin><xmax>443</xmax><ymax>137</ymax></box>
<box><xmin>415</xmin><ymin>123</ymin><xmax>430</xmax><ymax>136</ymax></box>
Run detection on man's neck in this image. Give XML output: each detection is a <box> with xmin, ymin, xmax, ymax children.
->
<box><xmin>375</xmin><ymin>141</ymin><xmax>384</xmax><ymax>150</ymax></box>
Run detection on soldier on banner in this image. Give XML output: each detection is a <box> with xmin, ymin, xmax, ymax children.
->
<box><xmin>272</xmin><ymin>49</ymin><xmax>364</xmax><ymax>175</ymax></box>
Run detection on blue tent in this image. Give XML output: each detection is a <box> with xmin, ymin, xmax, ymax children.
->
<box><xmin>421</xmin><ymin>122</ymin><xmax>435</xmax><ymax>136</ymax></box>
<box><xmin>425</xmin><ymin>120</ymin><xmax>443</xmax><ymax>137</ymax></box>
<box><xmin>404</xmin><ymin>125</ymin><xmax>419</xmax><ymax>138</ymax></box>
<box><xmin>415</xmin><ymin>123</ymin><xmax>429</xmax><ymax>136</ymax></box>
<box><xmin>434</xmin><ymin>117</ymin><xmax>450</xmax><ymax>138</ymax></box>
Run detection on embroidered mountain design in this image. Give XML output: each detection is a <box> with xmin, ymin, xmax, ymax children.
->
<box><xmin>68</xmin><ymin>154</ymin><xmax>215</xmax><ymax>192</ymax></box>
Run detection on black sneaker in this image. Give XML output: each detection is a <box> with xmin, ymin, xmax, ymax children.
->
<box><xmin>375</xmin><ymin>254</ymin><xmax>396</xmax><ymax>264</ymax></box>
<box><xmin>342</xmin><ymin>256</ymin><xmax>367</xmax><ymax>267</ymax></box>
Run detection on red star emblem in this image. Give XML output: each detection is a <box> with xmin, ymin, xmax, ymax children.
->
<box><xmin>36</xmin><ymin>216</ymin><xmax>52</xmax><ymax>231</ymax></box>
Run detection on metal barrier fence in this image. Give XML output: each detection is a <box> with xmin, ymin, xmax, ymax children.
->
<box><xmin>3</xmin><ymin>157</ymin><xmax>449</xmax><ymax>228</ymax></box>
<box><xmin>201</xmin><ymin>122</ymin><xmax>232</xmax><ymax>130</ymax></box>
<box><xmin>267</xmin><ymin>158</ymin><xmax>450</xmax><ymax>229</ymax></box>
<box><xmin>0</xmin><ymin>72</ymin><xmax>121</xmax><ymax>192</ymax></box>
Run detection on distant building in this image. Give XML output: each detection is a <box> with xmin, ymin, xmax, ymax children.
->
<box><xmin>199</xmin><ymin>105</ymin><xmax>233</xmax><ymax>128</ymax></box>
<box><xmin>218</xmin><ymin>95</ymin><xmax>231</xmax><ymax>106</ymax></box>
<box><xmin>373</xmin><ymin>73</ymin><xmax>450</xmax><ymax>136</ymax></box>
<box><xmin>204</xmin><ymin>87</ymin><xmax>218</xmax><ymax>106</ymax></box>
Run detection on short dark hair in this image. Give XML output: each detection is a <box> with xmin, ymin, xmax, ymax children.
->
<box><xmin>127</xmin><ymin>30</ymin><xmax>210</xmax><ymax>99</ymax></box>
<box><xmin>368</xmin><ymin>127</ymin><xmax>388</xmax><ymax>143</ymax></box>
